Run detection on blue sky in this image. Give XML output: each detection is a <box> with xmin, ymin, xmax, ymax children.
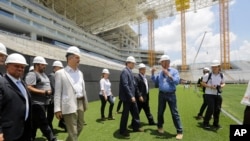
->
<box><xmin>134</xmin><ymin>0</ymin><xmax>250</xmax><ymax>65</ymax></box>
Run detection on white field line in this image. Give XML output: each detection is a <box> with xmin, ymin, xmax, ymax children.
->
<box><xmin>221</xmin><ymin>108</ymin><xmax>242</xmax><ymax>125</ymax></box>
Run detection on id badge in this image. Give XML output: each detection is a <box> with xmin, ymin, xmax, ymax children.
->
<box><xmin>163</xmin><ymin>78</ymin><xmax>167</xmax><ymax>83</ymax></box>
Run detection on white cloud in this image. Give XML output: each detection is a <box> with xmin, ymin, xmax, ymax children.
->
<box><xmin>139</xmin><ymin>0</ymin><xmax>249</xmax><ymax>65</ymax></box>
<box><xmin>231</xmin><ymin>40</ymin><xmax>250</xmax><ymax>60</ymax></box>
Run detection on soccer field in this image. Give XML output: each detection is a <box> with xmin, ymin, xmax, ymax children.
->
<box><xmin>36</xmin><ymin>84</ymin><xmax>248</xmax><ymax>141</ymax></box>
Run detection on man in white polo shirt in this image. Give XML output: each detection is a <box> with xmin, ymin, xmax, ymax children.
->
<box><xmin>201</xmin><ymin>60</ymin><xmax>225</xmax><ymax>129</ymax></box>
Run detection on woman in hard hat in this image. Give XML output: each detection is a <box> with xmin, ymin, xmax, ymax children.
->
<box><xmin>99</xmin><ymin>68</ymin><xmax>115</xmax><ymax>120</ymax></box>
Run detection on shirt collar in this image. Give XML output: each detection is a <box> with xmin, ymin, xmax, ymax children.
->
<box><xmin>65</xmin><ymin>65</ymin><xmax>79</xmax><ymax>73</ymax></box>
<box><xmin>139</xmin><ymin>73</ymin><xmax>145</xmax><ymax>78</ymax></box>
<box><xmin>126</xmin><ymin>67</ymin><xmax>132</xmax><ymax>72</ymax></box>
<box><xmin>6</xmin><ymin>73</ymin><xmax>21</xmax><ymax>83</ymax></box>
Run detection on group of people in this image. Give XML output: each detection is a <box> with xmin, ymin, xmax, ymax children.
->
<box><xmin>1</xmin><ymin>40</ymin><xmax>249</xmax><ymax>141</ymax></box>
<box><xmin>112</xmin><ymin>55</ymin><xmax>183</xmax><ymax>140</ymax></box>
<box><xmin>0</xmin><ymin>43</ymin><xmax>88</xmax><ymax>141</ymax></box>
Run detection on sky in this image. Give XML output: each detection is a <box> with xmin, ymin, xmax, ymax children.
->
<box><xmin>133</xmin><ymin>0</ymin><xmax>250</xmax><ymax>66</ymax></box>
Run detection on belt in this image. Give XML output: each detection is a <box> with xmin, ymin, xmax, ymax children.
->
<box><xmin>160</xmin><ymin>91</ymin><xmax>175</xmax><ymax>94</ymax></box>
<box><xmin>77</xmin><ymin>97</ymin><xmax>84</xmax><ymax>100</ymax></box>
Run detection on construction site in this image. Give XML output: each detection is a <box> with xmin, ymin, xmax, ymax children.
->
<box><xmin>0</xmin><ymin>0</ymin><xmax>249</xmax><ymax>100</ymax></box>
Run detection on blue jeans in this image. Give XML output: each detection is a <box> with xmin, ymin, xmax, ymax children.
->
<box><xmin>157</xmin><ymin>92</ymin><xmax>183</xmax><ymax>134</ymax></box>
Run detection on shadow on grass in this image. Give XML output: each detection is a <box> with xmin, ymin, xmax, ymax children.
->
<box><xmin>145</xmin><ymin>128</ymin><xmax>176</xmax><ymax>139</ymax></box>
<box><xmin>96</xmin><ymin>118</ymin><xmax>105</xmax><ymax>124</ymax></box>
<box><xmin>113</xmin><ymin>129</ymin><xmax>131</xmax><ymax>140</ymax></box>
<box><xmin>197</xmin><ymin>122</ymin><xmax>220</xmax><ymax>133</ymax></box>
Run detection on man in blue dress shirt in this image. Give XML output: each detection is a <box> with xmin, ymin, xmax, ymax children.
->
<box><xmin>151</xmin><ymin>55</ymin><xmax>183</xmax><ymax>140</ymax></box>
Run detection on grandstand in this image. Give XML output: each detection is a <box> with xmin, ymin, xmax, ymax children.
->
<box><xmin>179</xmin><ymin>62</ymin><xmax>250</xmax><ymax>83</ymax></box>
<box><xmin>0</xmin><ymin>30</ymin><xmax>125</xmax><ymax>71</ymax></box>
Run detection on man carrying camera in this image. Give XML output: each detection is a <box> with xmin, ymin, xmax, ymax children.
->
<box><xmin>201</xmin><ymin>60</ymin><xmax>225</xmax><ymax>129</ymax></box>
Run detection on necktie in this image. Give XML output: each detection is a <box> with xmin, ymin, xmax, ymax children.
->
<box><xmin>16</xmin><ymin>80</ymin><xmax>29</xmax><ymax>120</ymax></box>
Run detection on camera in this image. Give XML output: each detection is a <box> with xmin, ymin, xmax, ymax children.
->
<box><xmin>216</xmin><ymin>85</ymin><xmax>222</xmax><ymax>93</ymax></box>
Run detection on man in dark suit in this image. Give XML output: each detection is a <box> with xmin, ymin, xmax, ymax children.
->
<box><xmin>134</xmin><ymin>63</ymin><xmax>156</xmax><ymax>125</ymax></box>
<box><xmin>0</xmin><ymin>53</ymin><xmax>32</xmax><ymax>141</ymax></box>
<box><xmin>119</xmin><ymin>56</ymin><xmax>143</xmax><ymax>138</ymax></box>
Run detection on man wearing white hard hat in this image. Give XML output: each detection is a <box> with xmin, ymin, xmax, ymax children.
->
<box><xmin>201</xmin><ymin>60</ymin><xmax>225</xmax><ymax>129</ymax></box>
<box><xmin>99</xmin><ymin>68</ymin><xmax>115</xmax><ymax>120</ymax></box>
<box><xmin>151</xmin><ymin>55</ymin><xmax>183</xmax><ymax>140</ymax></box>
<box><xmin>47</xmin><ymin>61</ymin><xmax>64</xmax><ymax>132</ymax></box>
<box><xmin>132</xmin><ymin>63</ymin><xmax>156</xmax><ymax>125</ymax></box>
<box><xmin>25</xmin><ymin>56</ymin><xmax>57</xmax><ymax>141</ymax></box>
<box><xmin>0</xmin><ymin>53</ymin><xmax>32</xmax><ymax>141</ymax></box>
<box><xmin>119</xmin><ymin>56</ymin><xmax>143</xmax><ymax>137</ymax></box>
<box><xmin>54</xmin><ymin>46</ymin><xmax>88</xmax><ymax>141</ymax></box>
<box><xmin>0</xmin><ymin>42</ymin><xmax>8</xmax><ymax>76</ymax></box>
<box><xmin>196</xmin><ymin>67</ymin><xmax>210</xmax><ymax>120</ymax></box>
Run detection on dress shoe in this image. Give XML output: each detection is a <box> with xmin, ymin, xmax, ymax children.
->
<box><xmin>176</xmin><ymin>134</ymin><xmax>183</xmax><ymax>140</ymax></box>
<box><xmin>120</xmin><ymin>131</ymin><xmax>130</xmax><ymax>137</ymax></box>
<box><xmin>157</xmin><ymin>128</ymin><xmax>164</xmax><ymax>133</ymax></box>
<box><xmin>108</xmin><ymin>116</ymin><xmax>115</xmax><ymax>120</ymax></box>
<box><xmin>133</xmin><ymin>128</ymin><xmax>144</xmax><ymax>132</ymax></box>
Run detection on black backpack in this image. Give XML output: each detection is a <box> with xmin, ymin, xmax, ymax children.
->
<box><xmin>203</xmin><ymin>72</ymin><xmax>224</xmax><ymax>92</ymax></box>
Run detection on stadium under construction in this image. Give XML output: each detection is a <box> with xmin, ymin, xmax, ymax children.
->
<box><xmin>0</xmin><ymin>0</ymin><xmax>249</xmax><ymax>100</ymax></box>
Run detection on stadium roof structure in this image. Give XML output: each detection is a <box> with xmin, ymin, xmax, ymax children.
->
<box><xmin>35</xmin><ymin>0</ymin><xmax>219</xmax><ymax>34</ymax></box>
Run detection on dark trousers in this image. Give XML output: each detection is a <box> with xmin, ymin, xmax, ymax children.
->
<box><xmin>119</xmin><ymin>101</ymin><xmax>140</xmax><ymax>133</ymax></box>
<box><xmin>32</xmin><ymin>104</ymin><xmax>56</xmax><ymax>141</ymax></box>
<box><xmin>47</xmin><ymin>102</ymin><xmax>54</xmax><ymax>131</ymax></box>
<box><xmin>203</xmin><ymin>94</ymin><xmax>222</xmax><ymax>126</ymax></box>
<box><xmin>14</xmin><ymin>121</ymin><xmax>32</xmax><ymax>141</ymax></box>
<box><xmin>116</xmin><ymin>100</ymin><xmax>123</xmax><ymax>112</ymax></box>
<box><xmin>99</xmin><ymin>95</ymin><xmax>114</xmax><ymax>118</ymax></box>
<box><xmin>198</xmin><ymin>94</ymin><xmax>207</xmax><ymax>116</ymax></box>
<box><xmin>243</xmin><ymin>106</ymin><xmax>250</xmax><ymax>125</ymax></box>
<box><xmin>136</xmin><ymin>95</ymin><xmax>155</xmax><ymax>124</ymax></box>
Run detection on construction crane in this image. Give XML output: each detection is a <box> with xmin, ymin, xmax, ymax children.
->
<box><xmin>219</xmin><ymin>0</ymin><xmax>230</xmax><ymax>70</ymax></box>
<box><xmin>175</xmin><ymin>0</ymin><xmax>190</xmax><ymax>71</ymax></box>
<box><xmin>144</xmin><ymin>9</ymin><xmax>157</xmax><ymax>67</ymax></box>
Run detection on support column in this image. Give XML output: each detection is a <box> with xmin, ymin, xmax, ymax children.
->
<box><xmin>30</xmin><ymin>32</ymin><xmax>37</xmax><ymax>41</ymax></box>
<box><xmin>219</xmin><ymin>0</ymin><xmax>230</xmax><ymax>70</ymax></box>
<box><xmin>144</xmin><ymin>10</ymin><xmax>157</xmax><ymax>67</ymax></box>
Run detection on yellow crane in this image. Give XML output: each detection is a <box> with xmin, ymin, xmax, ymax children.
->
<box><xmin>220</xmin><ymin>0</ymin><xmax>230</xmax><ymax>70</ymax></box>
<box><xmin>175</xmin><ymin>0</ymin><xmax>190</xmax><ymax>71</ymax></box>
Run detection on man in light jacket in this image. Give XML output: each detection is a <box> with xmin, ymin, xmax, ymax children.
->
<box><xmin>54</xmin><ymin>46</ymin><xmax>88</xmax><ymax>141</ymax></box>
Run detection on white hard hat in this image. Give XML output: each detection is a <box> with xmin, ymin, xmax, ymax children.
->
<box><xmin>0</xmin><ymin>42</ymin><xmax>8</xmax><ymax>56</ymax></box>
<box><xmin>159</xmin><ymin>55</ymin><xmax>170</xmax><ymax>62</ymax></box>
<box><xmin>138</xmin><ymin>63</ymin><xmax>146</xmax><ymax>69</ymax></box>
<box><xmin>203</xmin><ymin>67</ymin><xmax>210</xmax><ymax>71</ymax></box>
<box><xmin>126</xmin><ymin>56</ymin><xmax>136</xmax><ymax>63</ymax></box>
<box><xmin>29</xmin><ymin>66</ymin><xmax>34</xmax><ymax>71</ymax></box>
<box><xmin>5</xmin><ymin>53</ymin><xmax>28</xmax><ymax>65</ymax></box>
<box><xmin>102</xmin><ymin>68</ymin><xmax>110</xmax><ymax>74</ymax></box>
<box><xmin>211</xmin><ymin>60</ymin><xmax>220</xmax><ymax>67</ymax></box>
<box><xmin>33</xmin><ymin>56</ymin><xmax>48</xmax><ymax>65</ymax></box>
<box><xmin>67</xmin><ymin>46</ymin><xmax>80</xmax><ymax>56</ymax></box>
<box><xmin>52</xmin><ymin>60</ymin><xmax>63</xmax><ymax>67</ymax></box>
